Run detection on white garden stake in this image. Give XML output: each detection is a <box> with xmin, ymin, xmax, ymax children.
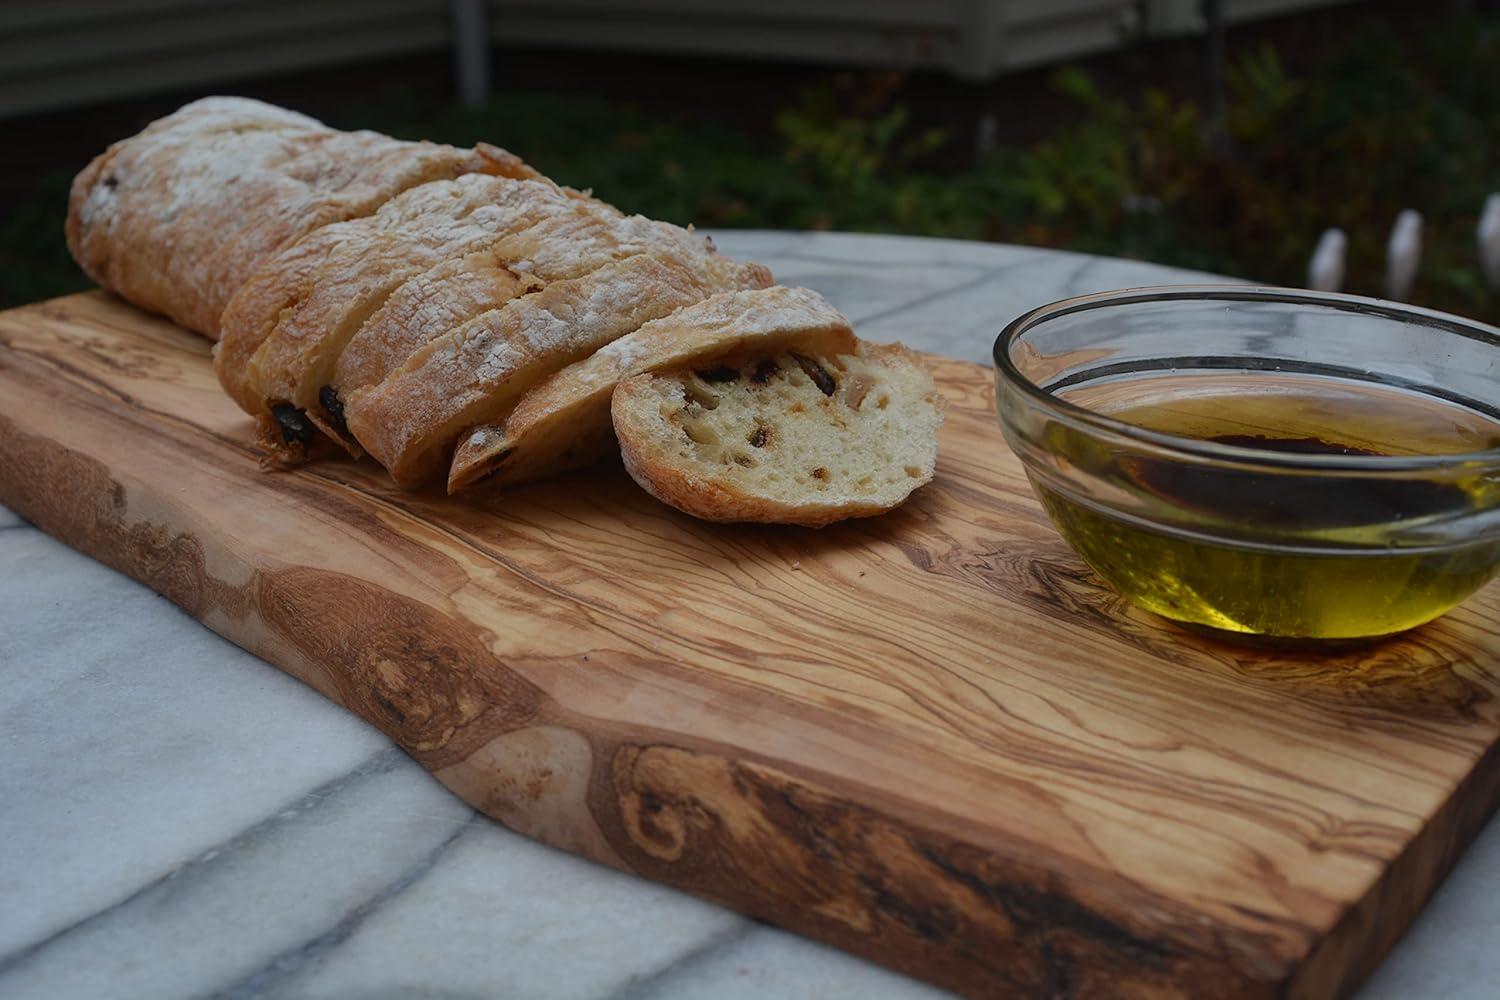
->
<box><xmin>1479</xmin><ymin>193</ymin><xmax>1500</xmax><ymax>293</ymax></box>
<box><xmin>1307</xmin><ymin>227</ymin><xmax>1347</xmax><ymax>292</ymax></box>
<box><xmin>1386</xmin><ymin>209</ymin><xmax>1422</xmax><ymax>301</ymax></box>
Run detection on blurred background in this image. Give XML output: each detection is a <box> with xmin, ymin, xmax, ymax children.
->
<box><xmin>1</xmin><ymin>0</ymin><xmax>1496</xmax><ymax>320</ymax></box>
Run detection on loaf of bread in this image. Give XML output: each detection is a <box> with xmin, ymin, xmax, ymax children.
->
<box><xmin>66</xmin><ymin>97</ymin><xmax>942</xmax><ymax>525</ymax></box>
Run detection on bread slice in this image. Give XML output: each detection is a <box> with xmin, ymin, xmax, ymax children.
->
<box><xmin>332</xmin><ymin>211</ymin><xmax>770</xmax><ymax>403</ymax></box>
<box><xmin>448</xmin><ymin>285</ymin><xmax>855</xmax><ymax>493</ymax></box>
<box><xmin>612</xmin><ymin>342</ymin><xmax>943</xmax><ymax>527</ymax></box>
<box><xmin>66</xmin><ymin>96</ymin><xmax>520</xmax><ymax>339</ymax></box>
<box><xmin>329</xmin><ymin>249</ymin><xmax>544</xmax><ymax>404</ymax></box>
<box><xmin>344</xmin><ymin>249</ymin><xmax>736</xmax><ymax>489</ymax></box>
<box><xmin>215</xmin><ymin>174</ymin><xmax>604</xmax><ymax>460</ymax></box>
<box><xmin>214</xmin><ymin>174</ymin><xmax>587</xmax><ymax>417</ymax></box>
<box><xmin>339</xmin><ymin>213</ymin><xmax>771</xmax><ymax>488</ymax></box>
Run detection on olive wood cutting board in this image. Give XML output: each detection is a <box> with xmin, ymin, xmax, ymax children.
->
<box><xmin>3</xmin><ymin>292</ymin><xmax>1499</xmax><ymax>999</ymax></box>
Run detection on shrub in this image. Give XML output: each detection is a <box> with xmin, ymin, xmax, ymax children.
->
<box><xmin>4</xmin><ymin>10</ymin><xmax>1495</xmax><ymax>322</ymax></box>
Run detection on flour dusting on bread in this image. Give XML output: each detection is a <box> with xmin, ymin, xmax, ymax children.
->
<box><xmin>67</xmin><ymin>97</ymin><xmax>515</xmax><ymax>338</ymax></box>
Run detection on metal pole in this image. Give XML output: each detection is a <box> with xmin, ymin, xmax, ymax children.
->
<box><xmin>451</xmin><ymin>0</ymin><xmax>490</xmax><ymax>107</ymax></box>
<box><xmin>1202</xmin><ymin>0</ymin><xmax>1227</xmax><ymax>152</ymax></box>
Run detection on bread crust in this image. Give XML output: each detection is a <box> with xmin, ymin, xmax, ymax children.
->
<box><xmin>66</xmin><ymin>97</ymin><xmax>507</xmax><ymax>339</ymax></box>
<box><xmin>448</xmin><ymin>285</ymin><xmax>855</xmax><ymax>492</ymax></box>
<box><xmin>330</xmin><ymin>250</ymin><xmax>544</xmax><ymax>400</ymax></box>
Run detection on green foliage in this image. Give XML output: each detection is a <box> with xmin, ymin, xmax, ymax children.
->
<box><xmin>3</xmin><ymin>11</ymin><xmax>1495</xmax><ymax>321</ymax></box>
<box><xmin>777</xmin><ymin>89</ymin><xmax>939</xmax><ymax>188</ymax></box>
<box><xmin>0</xmin><ymin>171</ymin><xmax>91</xmax><ymax>308</ymax></box>
<box><xmin>773</xmin><ymin>85</ymin><xmax>951</xmax><ymax>229</ymax></box>
<box><xmin>336</xmin><ymin>88</ymin><xmax>800</xmax><ymax>228</ymax></box>
<box><xmin>975</xmin><ymin>18</ymin><xmax>1498</xmax><ymax>320</ymax></box>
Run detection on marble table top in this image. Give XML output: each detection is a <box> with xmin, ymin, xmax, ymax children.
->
<box><xmin>3</xmin><ymin>230</ymin><xmax>1496</xmax><ymax>999</ymax></box>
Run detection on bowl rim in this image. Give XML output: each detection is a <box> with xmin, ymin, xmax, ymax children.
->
<box><xmin>993</xmin><ymin>284</ymin><xmax>1500</xmax><ymax>473</ymax></box>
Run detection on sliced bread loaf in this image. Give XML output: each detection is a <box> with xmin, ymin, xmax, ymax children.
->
<box><xmin>611</xmin><ymin>341</ymin><xmax>943</xmax><ymax>527</ymax></box>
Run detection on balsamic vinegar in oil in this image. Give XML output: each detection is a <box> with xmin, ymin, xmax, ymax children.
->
<box><xmin>1038</xmin><ymin>373</ymin><xmax>1500</xmax><ymax>642</ymax></box>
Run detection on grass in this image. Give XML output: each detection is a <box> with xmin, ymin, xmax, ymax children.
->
<box><xmin>4</xmin><ymin>9</ymin><xmax>1496</xmax><ymax>321</ymax></box>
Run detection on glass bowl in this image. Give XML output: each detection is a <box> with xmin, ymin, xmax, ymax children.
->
<box><xmin>993</xmin><ymin>285</ymin><xmax>1500</xmax><ymax>645</ymax></box>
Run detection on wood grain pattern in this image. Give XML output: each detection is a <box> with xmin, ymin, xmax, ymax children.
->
<box><xmin>2</xmin><ymin>292</ymin><xmax>1498</xmax><ymax>999</ymax></box>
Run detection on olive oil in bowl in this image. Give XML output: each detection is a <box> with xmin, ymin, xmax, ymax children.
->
<box><xmin>1036</xmin><ymin>373</ymin><xmax>1500</xmax><ymax>642</ymax></box>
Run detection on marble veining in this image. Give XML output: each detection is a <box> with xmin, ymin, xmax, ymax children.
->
<box><xmin>216</xmin><ymin>813</ymin><xmax>482</xmax><ymax>999</ymax></box>
<box><xmin>1</xmin><ymin>231</ymin><xmax>1496</xmax><ymax>999</ymax></box>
